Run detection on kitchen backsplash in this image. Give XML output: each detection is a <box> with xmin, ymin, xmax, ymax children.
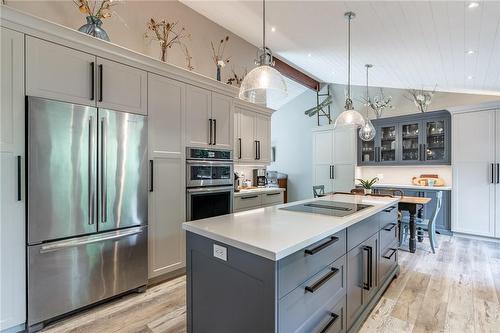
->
<box><xmin>356</xmin><ymin>166</ymin><xmax>453</xmax><ymax>187</ymax></box>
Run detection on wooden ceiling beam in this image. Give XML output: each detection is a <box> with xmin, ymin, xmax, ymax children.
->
<box><xmin>273</xmin><ymin>57</ymin><xmax>321</xmax><ymax>92</ymax></box>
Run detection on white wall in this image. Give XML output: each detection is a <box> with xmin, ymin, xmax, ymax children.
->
<box><xmin>5</xmin><ymin>0</ymin><xmax>258</xmax><ymax>83</ymax></box>
<box><xmin>269</xmin><ymin>88</ymin><xmax>317</xmax><ymax>202</ymax></box>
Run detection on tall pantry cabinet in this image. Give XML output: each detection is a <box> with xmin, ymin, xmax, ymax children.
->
<box><xmin>452</xmin><ymin>109</ymin><xmax>500</xmax><ymax>238</ymax></box>
<box><xmin>0</xmin><ymin>27</ymin><xmax>26</xmax><ymax>331</ymax></box>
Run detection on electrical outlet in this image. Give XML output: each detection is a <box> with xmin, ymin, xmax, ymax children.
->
<box><xmin>213</xmin><ymin>244</ymin><xmax>227</xmax><ymax>261</ymax></box>
<box><xmin>377</xmin><ymin>173</ymin><xmax>384</xmax><ymax>180</ymax></box>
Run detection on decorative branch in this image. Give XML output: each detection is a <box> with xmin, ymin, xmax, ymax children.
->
<box><xmin>210</xmin><ymin>36</ymin><xmax>231</xmax><ymax>68</ymax></box>
<box><xmin>74</xmin><ymin>0</ymin><xmax>118</xmax><ymax>20</ymax></box>
<box><xmin>226</xmin><ymin>67</ymin><xmax>247</xmax><ymax>86</ymax></box>
<box><xmin>405</xmin><ymin>85</ymin><xmax>437</xmax><ymax>113</ymax></box>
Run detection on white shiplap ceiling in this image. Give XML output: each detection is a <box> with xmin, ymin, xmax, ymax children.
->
<box><xmin>181</xmin><ymin>0</ymin><xmax>500</xmax><ymax>96</ymax></box>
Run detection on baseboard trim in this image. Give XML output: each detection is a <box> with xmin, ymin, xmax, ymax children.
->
<box><xmin>453</xmin><ymin>232</ymin><xmax>500</xmax><ymax>243</ymax></box>
<box><xmin>0</xmin><ymin>323</ymin><xmax>25</xmax><ymax>333</ymax></box>
<box><xmin>148</xmin><ymin>268</ymin><xmax>186</xmax><ymax>287</ymax></box>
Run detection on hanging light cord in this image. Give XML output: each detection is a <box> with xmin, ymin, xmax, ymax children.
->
<box><xmin>263</xmin><ymin>0</ymin><xmax>266</xmax><ymax>50</ymax></box>
<box><xmin>347</xmin><ymin>13</ymin><xmax>351</xmax><ymax>100</ymax></box>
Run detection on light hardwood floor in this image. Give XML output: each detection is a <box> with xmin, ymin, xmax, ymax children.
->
<box><xmin>42</xmin><ymin>236</ymin><xmax>500</xmax><ymax>333</ymax></box>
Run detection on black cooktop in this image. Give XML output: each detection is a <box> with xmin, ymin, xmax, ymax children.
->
<box><xmin>280</xmin><ymin>200</ymin><xmax>372</xmax><ymax>217</ymax></box>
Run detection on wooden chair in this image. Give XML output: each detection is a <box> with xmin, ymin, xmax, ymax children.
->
<box><xmin>373</xmin><ymin>188</ymin><xmax>404</xmax><ymax>199</ymax></box>
<box><xmin>312</xmin><ymin>185</ymin><xmax>325</xmax><ymax>198</ymax></box>
<box><xmin>400</xmin><ymin>191</ymin><xmax>442</xmax><ymax>253</ymax></box>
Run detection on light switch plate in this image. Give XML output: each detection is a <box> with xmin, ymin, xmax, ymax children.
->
<box><xmin>213</xmin><ymin>244</ymin><xmax>227</xmax><ymax>261</ymax></box>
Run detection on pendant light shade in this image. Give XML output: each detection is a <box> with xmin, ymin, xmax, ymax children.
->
<box><xmin>359</xmin><ymin>64</ymin><xmax>377</xmax><ymax>141</ymax></box>
<box><xmin>239</xmin><ymin>0</ymin><xmax>287</xmax><ymax>104</ymax></box>
<box><xmin>334</xmin><ymin>11</ymin><xmax>365</xmax><ymax>129</ymax></box>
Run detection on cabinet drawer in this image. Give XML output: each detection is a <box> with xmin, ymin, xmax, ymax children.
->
<box><xmin>379</xmin><ymin>221</ymin><xmax>398</xmax><ymax>251</ymax></box>
<box><xmin>234</xmin><ymin>194</ymin><xmax>262</xmax><ymax>211</ymax></box>
<box><xmin>379</xmin><ymin>205</ymin><xmax>398</xmax><ymax>226</ymax></box>
<box><xmin>278</xmin><ymin>230</ymin><xmax>346</xmax><ymax>298</ymax></box>
<box><xmin>379</xmin><ymin>241</ymin><xmax>398</xmax><ymax>284</ymax></box>
<box><xmin>292</xmin><ymin>295</ymin><xmax>346</xmax><ymax>333</ymax></box>
<box><xmin>262</xmin><ymin>191</ymin><xmax>284</xmax><ymax>205</ymax></box>
<box><xmin>279</xmin><ymin>256</ymin><xmax>346</xmax><ymax>333</ymax></box>
<box><xmin>347</xmin><ymin>215</ymin><xmax>379</xmax><ymax>251</ymax></box>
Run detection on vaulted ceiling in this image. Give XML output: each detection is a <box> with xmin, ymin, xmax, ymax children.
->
<box><xmin>182</xmin><ymin>1</ymin><xmax>500</xmax><ymax>96</ymax></box>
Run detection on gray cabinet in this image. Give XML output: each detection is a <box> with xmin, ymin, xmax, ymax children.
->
<box><xmin>358</xmin><ymin>111</ymin><xmax>451</xmax><ymax>166</ymax></box>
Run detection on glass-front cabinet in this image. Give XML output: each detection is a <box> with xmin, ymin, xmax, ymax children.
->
<box><xmin>357</xmin><ymin>110</ymin><xmax>451</xmax><ymax>166</ymax></box>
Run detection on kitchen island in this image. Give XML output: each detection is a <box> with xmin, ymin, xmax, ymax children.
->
<box><xmin>183</xmin><ymin>194</ymin><xmax>400</xmax><ymax>333</ymax></box>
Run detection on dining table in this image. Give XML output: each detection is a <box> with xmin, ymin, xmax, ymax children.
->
<box><xmin>398</xmin><ymin>196</ymin><xmax>432</xmax><ymax>253</ymax></box>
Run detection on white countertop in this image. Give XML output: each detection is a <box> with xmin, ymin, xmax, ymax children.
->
<box><xmin>234</xmin><ymin>187</ymin><xmax>285</xmax><ymax>197</ymax></box>
<box><xmin>372</xmin><ymin>183</ymin><xmax>452</xmax><ymax>191</ymax></box>
<box><xmin>183</xmin><ymin>194</ymin><xmax>399</xmax><ymax>261</ymax></box>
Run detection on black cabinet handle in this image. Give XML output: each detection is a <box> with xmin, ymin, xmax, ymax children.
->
<box><xmin>267</xmin><ymin>192</ymin><xmax>281</xmax><ymax>196</ymax></box>
<box><xmin>332</xmin><ymin>165</ymin><xmax>335</xmax><ymax>179</ymax></box>
<box><xmin>17</xmin><ymin>155</ymin><xmax>22</xmax><ymax>201</ymax></box>
<box><xmin>213</xmin><ymin>119</ymin><xmax>217</xmax><ymax>145</ymax></box>
<box><xmin>383</xmin><ymin>248</ymin><xmax>397</xmax><ymax>260</ymax></box>
<box><xmin>305</xmin><ymin>236</ymin><xmax>339</xmax><ymax>255</ymax></box>
<box><xmin>238</xmin><ymin>138</ymin><xmax>242</xmax><ymax>159</ymax></box>
<box><xmin>383</xmin><ymin>206</ymin><xmax>396</xmax><ymax>213</ymax></box>
<box><xmin>208</xmin><ymin>119</ymin><xmax>213</xmax><ymax>145</ymax></box>
<box><xmin>254</xmin><ymin>141</ymin><xmax>258</xmax><ymax>160</ymax></box>
<box><xmin>362</xmin><ymin>245</ymin><xmax>373</xmax><ymax>290</ymax></box>
<box><xmin>90</xmin><ymin>62</ymin><xmax>95</xmax><ymax>101</ymax></box>
<box><xmin>383</xmin><ymin>223</ymin><xmax>397</xmax><ymax>231</ymax></box>
<box><xmin>497</xmin><ymin>163</ymin><xmax>499</xmax><ymax>184</ymax></box>
<box><xmin>305</xmin><ymin>267</ymin><xmax>339</xmax><ymax>293</ymax></box>
<box><xmin>98</xmin><ymin>64</ymin><xmax>103</xmax><ymax>102</ymax></box>
<box><xmin>319</xmin><ymin>313</ymin><xmax>339</xmax><ymax>333</ymax></box>
<box><xmin>257</xmin><ymin>141</ymin><xmax>261</xmax><ymax>160</ymax></box>
<box><xmin>241</xmin><ymin>195</ymin><xmax>258</xmax><ymax>200</ymax></box>
<box><xmin>492</xmin><ymin>163</ymin><xmax>495</xmax><ymax>184</ymax></box>
<box><xmin>149</xmin><ymin>160</ymin><xmax>154</xmax><ymax>192</ymax></box>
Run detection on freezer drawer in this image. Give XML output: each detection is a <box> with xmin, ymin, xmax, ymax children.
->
<box><xmin>27</xmin><ymin>226</ymin><xmax>147</xmax><ymax>326</ymax></box>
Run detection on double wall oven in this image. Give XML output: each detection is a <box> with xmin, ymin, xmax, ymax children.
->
<box><xmin>186</xmin><ymin>147</ymin><xmax>234</xmax><ymax>221</ymax></box>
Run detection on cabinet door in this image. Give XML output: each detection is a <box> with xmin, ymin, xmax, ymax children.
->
<box><xmin>332</xmin><ymin>164</ymin><xmax>355</xmax><ymax>193</ymax></box>
<box><xmin>148</xmin><ymin>157</ymin><xmax>185</xmax><ymax>277</ymax></box>
<box><xmin>1</xmin><ymin>27</ymin><xmax>26</xmax><ymax>330</ymax></box>
<box><xmin>211</xmin><ymin>93</ymin><xmax>233</xmax><ymax>149</ymax></box>
<box><xmin>399</xmin><ymin>121</ymin><xmax>421</xmax><ymax>164</ymax></box>
<box><xmin>333</xmin><ymin>127</ymin><xmax>355</xmax><ymax>164</ymax></box>
<box><xmin>186</xmin><ymin>85</ymin><xmax>211</xmax><ymax>148</ymax></box>
<box><xmin>313</xmin><ymin>130</ymin><xmax>334</xmax><ymax>193</ymax></box>
<box><xmin>239</xmin><ymin>108</ymin><xmax>257</xmax><ymax>162</ymax></box>
<box><xmin>452</xmin><ymin>110</ymin><xmax>495</xmax><ymax>236</ymax></box>
<box><xmin>362</xmin><ymin>234</ymin><xmax>379</xmax><ymax>302</ymax></box>
<box><xmin>97</xmin><ymin>58</ymin><xmax>147</xmax><ymax>115</ymax></box>
<box><xmin>377</xmin><ymin>124</ymin><xmax>397</xmax><ymax>163</ymax></box>
<box><xmin>346</xmin><ymin>244</ymin><xmax>364</xmax><ymax>329</ymax></box>
<box><xmin>358</xmin><ymin>137</ymin><xmax>376</xmax><ymax>165</ymax></box>
<box><xmin>424</xmin><ymin>117</ymin><xmax>450</xmax><ymax>164</ymax></box>
<box><xmin>496</xmin><ymin>110</ymin><xmax>500</xmax><ymax>238</ymax></box>
<box><xmin>255</xmin><ymin>114</ymin><xmax>271</xmax><ymax>163</ymax></box>
<box><xmin>26</xmin><ymin>36</ymin><xmax>96</xmax><ymax>106</ymax></box>
<box><xmin>313</xmin><ymin>165</ymin><xmax>334</xmax><ymax>194</ymax></box>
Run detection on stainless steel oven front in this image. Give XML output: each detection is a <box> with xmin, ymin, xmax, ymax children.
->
<box><xmin>186</xmin><ymin>160</ymin><xmax>233</xmax><ymax>187</ymax></box>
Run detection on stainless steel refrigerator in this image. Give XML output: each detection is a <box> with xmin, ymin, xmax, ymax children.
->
<box><xmin>26</xmin><ymin>97</ymin><xmax>148</xmax><ymax>330</ymax></box>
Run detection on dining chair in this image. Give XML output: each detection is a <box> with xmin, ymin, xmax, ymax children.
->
<box><xmin>374</xmin><ymin>188</ymin><xmax>404</xmax><ymax>199</ymax></box>
<box><xmin>312</xmin><ymin>185</ymin><xmax>325</xmax><ymax>198</ymax></box>
<box><xmin>399</xmin><ymin>191</ymin><xmax>442</xmax><ymax>253</ymax></box>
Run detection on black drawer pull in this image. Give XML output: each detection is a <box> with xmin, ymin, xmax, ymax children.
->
<box><xmin>17</xmin><ymin>155</ymin><xmax>22</xmax><ymax>201</ymax></box>
<box><xmin>238</xmin><ymin>138</ymin><xmax>242</xmax><ymax>159</ymax></box>
<box><xmin>319</xmin><ymin>312</ymin><xmax>339</xmax><ymax>333</ymax></box>
<box><xmin>362</xmin><ymin>245</ymin><xmax>373</xmax><ymax>291</ymax></box>
<box><xmin>383</xmin><ymin>206</ymin><xmax>396</xmax><ymax>213</ymax></box>
<box><xmin>383</xmin><ymin>248</ymin><xmax>397</xmax><ymax>260</ymax></box>
<box><xmin>241</xmin><ymin>195</ymin><xmax>258</xmax><ymax>200</ymax></box>
<box><xmin>90</xmin><ymin>62</ymin><xmax>95</xmax><ymax>101</ymax></box>
<box><xmin>149</xmin><ymin>160</ymin><xmax>154</xmax><ymax>192</ymax></box>
<box><xmin>383</xmin><ymin>223</ymin><xmax>397</xmax><ymax>231</ymax></box>
<box><xmin>267</xmin><ymin>192</ymin><xmax>281</xmax><ymax>196</ymax></box>
<box><xmin>305</xmin><ymin>236</ymin><xmax>339</xmax><ymax>255</ymax></box>
<box><xmin>305</xmin><ymin>267</ymin><xmax>339</xmax><ymax>293</ymax></box>
<box><xmin>98</xmin><ymin>64</ymin><xmax>103</xmax><ymax>102</ymax></box>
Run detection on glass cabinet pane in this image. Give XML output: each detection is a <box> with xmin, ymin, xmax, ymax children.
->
<box><xmin>379</xmin><ymin>126</ymin><xmax>396</xmax><ymax>162</ymax></box>
<box><xmin>425</xmin><ymin>120</ymin><xmax>446</xmax><ymax>161</ymax></box>
<box><xmin>401</xmin><ymin>122</ymin><xmax>420</xmax><ymax>161</ymax></box>
<box><xmin>360</xmin><ymin>140</ymin><xmax>376</xmax><ymax>163</ymax></box>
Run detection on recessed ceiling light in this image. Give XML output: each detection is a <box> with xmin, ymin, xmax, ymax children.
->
<box><xmin>467</xmin><ymin>75</ymin><xmax>474</xmax><ymax>80</ymax></box>
<box><xmin>467</xmin><ymin>50</ymin><xmax>475</xmax><ymax>55</ymax></box>
<box><xmin>468</xmin><ymin>2</ymin><xmax>479</xmax><ymax>9</ymax></box>
<box><xmin>271</xmin><ymin>27</ymin><xmax>276</xmax><ymax>32</ymax></box>
<box><xmin>308</xmin><ymin>53</ymin><xmax>312</xmax><ymax>57</ymax></box>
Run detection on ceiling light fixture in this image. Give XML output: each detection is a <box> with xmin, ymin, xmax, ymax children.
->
<box><xmin>467</xmin><ymin>50</ymin><xmax>475</xmax><ymax>55</ymax></box>
<box><xmin>359</xmin><ymin>64</ymin><xmax>376</xmax><ymax>141</ymax></box>
<box><xmin>334</xmin><ymin>11</ymin><xmax>365</xmax><ymax>129</ymax></box>
<box><xmin>468</xmin><ymin>2</ymin><xmax>479</xmax><ymax>9</ymax></box>
<box><xmin>467</xmin><ymin>75</ymin><xmax>474</xmax><ymax>80</ymax></box>
<box><xmin>308</xmin><ymin>53</ymin><xmax>312</xmax><ymax>57</ymax></box>
<box><xmin>239</xmin><ymin>0</ymin><xmax>287</xmax><ymax>105</ymax></box>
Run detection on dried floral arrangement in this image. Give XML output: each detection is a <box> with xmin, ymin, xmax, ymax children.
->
<box><xmin>74</xmin><ymin>0</ymin><xmax>117</xmax><ymax>20</ymax></box>
<box><xmin>145</xmin><ymin>18</ymin><xmax>194</xmax><ymax>70</ymax></box>
<box><xmin>405</xmin><ymin>86</ymin><xmax>436</xmax><ymax>113</ymax></box>
<box><xmin>362</xmin><ymin>88</ymin><xmax>393</xmax><ymax>119</ymax></box>
<box><xmin>211</xmin><ymin>36</ymin><xmax>231</xmax><ymax>68</ymax></box>
<box><xmin>226</xmin><ymin>67</ymin><xmax>247</xmax><ymax>87</ymax></box>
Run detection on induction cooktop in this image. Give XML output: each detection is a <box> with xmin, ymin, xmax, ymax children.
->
<box><xmin>280</xmin><ymin>200</ymin><xmax>372</xmax><ymax>217</ymax></box>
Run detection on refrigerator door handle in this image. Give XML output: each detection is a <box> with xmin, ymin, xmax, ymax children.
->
<box><xmin>17</xmin><ymin>155</ymin><xmax>22</xmax><ymax>201</ymax></box>
<box><xmin>491</xmin><ymin>163</ymin><xmax>495</xmax><ymax>184</ymax></box>
<box><xmin>101</xmin><ymin>117</ymin><xmax>107</xmax><ymax>223</ymax></box>
<box><xmin>88</xmin><ymin>117</ymin><xmax>95</xmax><ymax>225</ymax></box>
<box><xmin>39</xmin><ymin>227</ymin><xmax>144</xmax><ymax>253</ymax></box>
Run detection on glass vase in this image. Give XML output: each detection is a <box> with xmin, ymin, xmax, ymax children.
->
<box><xmin>78</xmin><ymin>16</ymin><xmax>110</xmax><ymax>42</ymax></box>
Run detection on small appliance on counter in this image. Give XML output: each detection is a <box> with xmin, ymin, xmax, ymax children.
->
<box><xmin>267</xmin><ymin>171</ymin><xmax>288</xmax><ymax>203</ymax></box>
<box><xmin>234</xmin><ymin>172</ymin><xmax>241</xmax><ymax>192</ymax></box>
<box><xmin>411</xmin><ymin>174</ymin><xmax>445</xmax><ymax>187</ymax></box>
<box><xmin>253</xmin><ymin>168</ymin><xmax>267</xmax><ymax>187</ymax></box>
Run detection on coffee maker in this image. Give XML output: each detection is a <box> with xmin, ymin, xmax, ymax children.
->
<box><xmin>253</xmin><ymin>168</ymin><xmax>267</xmax><ymax>187</ymax></box>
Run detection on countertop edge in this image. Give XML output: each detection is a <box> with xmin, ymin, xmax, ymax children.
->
<box><xmin>372</xmin><ymin>184</ymin><xmax>452</xmax><ymax>191</ymax></box>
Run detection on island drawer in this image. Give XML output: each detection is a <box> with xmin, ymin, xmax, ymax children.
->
<box><xmin>347</xmin><ymin>215</ymin><xmax>379</xmax><ymax>251</ymax></box>
<box><xmin>278</xmin><ymin>255</ymin><xmax>346</xmax><ymax>333</ymax></box>
<box><xmin>379</xmin><ymin>205</ymin><xmax>398</xmax><ymax>227</ymax></box>
<box><xmin>234</xmin><ymin>194</ymin><xmax>262</xmax><ymax>211</ymax></box>
<box><xmin>379</xmin><ymin>220</ymin><xmax>398</xmax><ymax>251</ymax></box>
<box><xmin>261</xmin><ymin>191</ymin><xmax>284</xmax><ymax>205</ymax></box>
<box><xmin>287</xmin><ymin>295</ymin><xmax>346</xmax><ymax>333</ymax></box>
<box><xmin>278</xmin><ymin>230</ymin><xmax>346</xmax><ymax>298</ymax></box>
<box><xmin>379</xmin><ymin>240</ymin><xmax>398</xmax><ymax>284</ymax></box>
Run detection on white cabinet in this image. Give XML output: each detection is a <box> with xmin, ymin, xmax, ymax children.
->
<box><xmin>1</xmin><ymin>27</ymin><xmax>26</xmax><ymax>331</ymax></box>
<box><xmin>97</xmin><ymin>58</ymin><xmax>147</xmax><ymax>115</ymax></box>
<box><xmin>185</xmin><ymin>86</ymin><xmax>233</xmax><ymax>149</ymax></box>
<box><xmin>26</xmin><ymin>36</ymin><xmax>147</xmax><ymax>114</ymax></box>
<box><xmin>147</xmin><ymin>73</ymin><xmax>186</xmax><ymax>278</ymax></box>
<box><xmin>312</xmin><ymin>126</ymin><xmax>356</xmax><ymax>194</ymax></box>
<box><xmin>234</xmin><ymin>105</ymin><xmax>272</xmax><ymax>164</ymax></box>
<box><xmin>26</xmin><ymin>36</ymin><xmax>95</xmax><ymax>106</ymax></box>
<box><xmin>452</xmin><ymin>110</ymin><xmax>498</xmax><ymax>238</ymax></box>
<box><xmin>233</xmin><ymin>190</ymin><xmax>284</xmax><ymax>212</ymax></box>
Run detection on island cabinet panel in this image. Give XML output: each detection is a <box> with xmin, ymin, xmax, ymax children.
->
<box><xmin>278</xmin><ymin>230</ymin><xmax>346</xmax><ymax>299</ymax></box>
<box><xmin>278</xmin><ymin>256</ymin><xmax>346</xmax><ymax>333</ymax></box>
<box><xmin>379</xmin><ymin>240</ymin><xmax>398</xmax><ymax>284</ymax></box>
<box><xmin>346</xmin><ymin>215</ymin><xmax>379</xmax><ymax>251</ymax></box>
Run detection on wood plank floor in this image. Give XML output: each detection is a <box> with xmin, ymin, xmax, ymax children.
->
<box><xmin>42</xmin><ymin>235</ymin><xmax>500</xmax><ymax>333</ymax></box>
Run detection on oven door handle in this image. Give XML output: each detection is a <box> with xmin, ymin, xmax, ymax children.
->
<box><xmin>187</xmin><ymin>186</ymin><xmax>234</xmax><ymax>194</ymax></box>
<box><xmin>186</xmin><ymin>160</ymin><xmax>233</xmax><ymax>166</ymax></box>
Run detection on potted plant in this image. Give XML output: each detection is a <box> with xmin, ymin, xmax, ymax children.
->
<box><xmin>356</xmin><ymin>177</ymin><xmax>379</xmax><ymax>194</ymax></box>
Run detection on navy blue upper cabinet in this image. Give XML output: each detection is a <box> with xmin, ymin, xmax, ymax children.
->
<box><xmin>358</xmin><ymin>110</ymin><xmax>451</xmax><ymax>166</ymax></box>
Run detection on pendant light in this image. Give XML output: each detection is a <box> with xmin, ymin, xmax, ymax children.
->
<box><xmin>239</xmin><ymin>0</ymin><xmax>287</xmax><ymax>105</ymax></box>
<box><xmin>334</xmin><ymin>12</ymin><xmax>365</xmax><ymax>128</ymax></box>
<box><xmin>359</xmin><ymin>64</ymin><xmax>376</xmax><ymax>141</ymax></box>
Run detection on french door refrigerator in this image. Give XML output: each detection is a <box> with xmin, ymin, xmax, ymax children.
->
<box><xmin>26</xmin><ymin>97</ymin><xmax>148</xmax><ymax>330</ymax></box>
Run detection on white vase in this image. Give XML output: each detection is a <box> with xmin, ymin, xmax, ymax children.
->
<box><xmin>364</xmin><ymin>189</ymin><xmax>372</xmax><ymax>194</ymax></box>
